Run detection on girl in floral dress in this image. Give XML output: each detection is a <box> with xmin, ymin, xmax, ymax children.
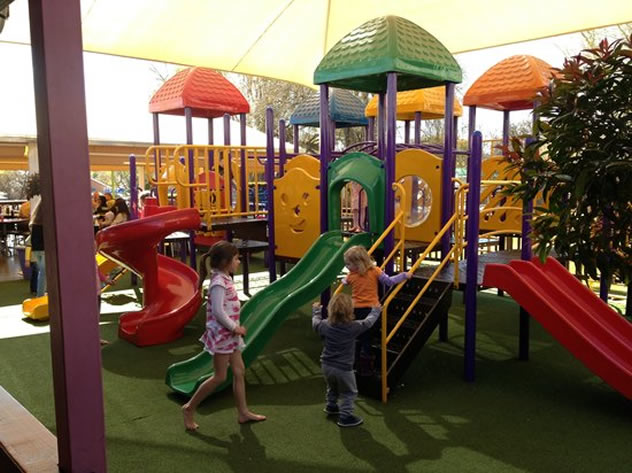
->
<box><xmin>182</xmin><ymin>241</ymin><xmax>266</xmax><ymax>431</ymax></box>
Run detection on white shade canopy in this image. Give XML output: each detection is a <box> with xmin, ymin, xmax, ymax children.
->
<box><xmin>1</xmin><ymin>0</ymin><xmax>631</xmax><ymax>88</ymax></box>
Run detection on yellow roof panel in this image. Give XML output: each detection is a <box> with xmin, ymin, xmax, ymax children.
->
<box><xmin>365</xmin><ymin>87</ymin><xmax>463</xmax><ymax>120</ymax></box>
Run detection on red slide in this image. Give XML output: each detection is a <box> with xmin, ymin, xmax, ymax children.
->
<box><xmin>96</xmin><ymin>209</ymin><xmax>202</xmax><ymax>346</ymax></box>
<box><xmin>483</xmin><ymin>257</ymin><xmax>632</xmax><ymax>399</ymax></box>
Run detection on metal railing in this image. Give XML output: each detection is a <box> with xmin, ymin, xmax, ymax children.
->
<box><xmin>145</xmin><ymin>145</ymin><xmax>269</xmax><ymax>226</ymax></box>
<box><xmin>478</xmin><ymin>178</ymin><xmax>524</xmax><ymax>246</ymax></box>
<box><xmin>379</xmin><ymin>179</ymin><xmax>469</xmax><ymax>402</ymax></box>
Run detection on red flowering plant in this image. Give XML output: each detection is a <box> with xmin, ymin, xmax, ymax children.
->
<box><xmin>502</xmin><ymin>35</ymin><xmax>632</xmax><ymax>293</ymax></box>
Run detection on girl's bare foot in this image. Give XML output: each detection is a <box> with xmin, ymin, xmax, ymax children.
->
<box><xmin>100</xmin><ymin>339</ymin><xmax>109</xmax><ymax>346</ymax></box>
<box><xmin>182</xmin><ymin>404</ymin><xmax>199</xmax><ymax>431</ymax></box>
<box><xmin>238</xmin><ymin>411</ymin><xmax>266</xmax><ymax>424</ymax></box>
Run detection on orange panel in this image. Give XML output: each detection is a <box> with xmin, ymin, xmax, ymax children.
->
<box><xmin>464</xmin><ymin>55</ymin><xmax>554</xmax><ymax>111</ymax></box>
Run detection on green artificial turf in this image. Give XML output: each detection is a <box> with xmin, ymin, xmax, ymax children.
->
<box><xmin>0</xmin><ymin>268</ymin><xmax>631</xmax><ymax>473</ymax></box>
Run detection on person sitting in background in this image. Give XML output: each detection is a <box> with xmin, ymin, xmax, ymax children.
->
<box><xmin>19</xmin><ymin>200</ymin><xmax>30</xmax><ymax>219</ymax></box>
<box><xmin>104</xmin><ymin>192</ymin><xmax>115</xmax><ymax>209</ymax></box>
<box><xmin>138</xmin><ymin>191</ymin><xmax>150</xmax><ymax>218</ymax></box>
<box><xmin>91</xmin><ymin>191</ymin><xmax>101</xmax><ymax>212</ymax></box>
<box><xmin>93</xmin><ymin>195</ymin><xmax>108</xmax><ymax>215</ymax></box>
<box><xmin>99</xmin><ymin>198</ymin><xmax>130</xmax><ymax>229</ymax></box>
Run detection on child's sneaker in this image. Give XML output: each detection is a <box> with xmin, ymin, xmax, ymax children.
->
<box><xmin>337</xmin><ymin>414</ymin><xmax>363</xmax><ymax>428</ymax></box>
<box><xmin>323</xmin><ymin>404</ymin><xmax>339</xmax><ymax>416</ymax></box>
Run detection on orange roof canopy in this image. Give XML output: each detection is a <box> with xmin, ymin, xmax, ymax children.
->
<box><xmin>149</xmin><ymin>67</ymin><xmax>250</xmax><ymax>118</ymax></box>
<box><xmin>463</xmin><ymin>55</ymin><xmax>554</xmax><ymax>111</ymax></box>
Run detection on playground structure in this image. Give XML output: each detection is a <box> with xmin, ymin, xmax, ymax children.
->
<box><xmin>8</xmin><ymin>18</ymin><xmax>614</xmax><ymax>400</ymax></box>
<box><xmin>8</xmin><ymin>4</ymin><xmax>632</xmax><ymax>472</ymax></box>
<box><xmin>160</xmin><ymin>18</ymin><xmax>631</xmax><ymax>402</ymax></box>
<box><xmin>166</xmin><ymin>16</ymin><xmax>469</xmax><ymax>401</ymax></box>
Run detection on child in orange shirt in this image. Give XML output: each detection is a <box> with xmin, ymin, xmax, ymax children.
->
<box><xmin>341</xmin><ymin>246</ymin><xmax>411</xmax><ymax>373</ymax></box>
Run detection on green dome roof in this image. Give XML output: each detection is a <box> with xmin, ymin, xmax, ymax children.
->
<box><xmin>314</xmin><ymin>16</ymin><xmax>462</xmax><ymax>93</ymax></box>
<box><xmin>289</xmin><ymin>89</ymin><xmax>368</xmax><ymax>128</ymax></box>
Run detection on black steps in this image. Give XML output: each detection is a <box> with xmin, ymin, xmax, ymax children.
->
<box><xmin>356</xmin><ymin>275</ymin><xmax>453</xmax><ymax>399</ymax></box>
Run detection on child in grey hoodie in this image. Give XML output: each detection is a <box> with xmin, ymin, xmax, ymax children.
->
<box><xmin>312</xmin><ymin>293</ymin><xmax>381</xmax><ymax>427</ymax></box>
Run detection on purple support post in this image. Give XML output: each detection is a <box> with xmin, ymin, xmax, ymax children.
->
<box><xmin>453</xmin><ymin>116</ymin><xmax>459</xmax><ymax>149</ymax></box>
<box><xmin>464</xmin><ymin>131</ymin><xmax>482</xmax><ymax>382</ymax></box>
<box><xmin>152</xmin><ymin>112</ymin><xmax>160</xmax><ymax>203</ymax></box>
<box><xmin>293</xmin><ymin>124</ymin><xmax>300</xmax><ymax>154</ymax></box>
<box><xmin>319</xmin><ymin>85</ymin><xmax>330</xmax><ymax>235</ymax></box>
<box><xmin>378</xmin><ymin>94</ymin><xmax>386</xmax><ymax>159</ymax></box>
<box><xmin>223</xmin><ymin>113</ymin><xmax>231</xmax><ymax>146</ymax></box>
<box><xmin>467</xmin><ymin>107</ymin><xmax>477</xmax><ymax>150</ymax></box>
<box><xmin>414</xmin><ymin>111</ymin><xmax>422</xmax><ymax>145</ymax></box>
<box><xmin>519</xmin><ymin>136</ymin><xmax>535</xmax><ymax>361</ymax></box>
<box><xmin>185</xmin><ymin>107</ymin><xmax>196</xmax><ymax>269</ymax></box>
<box><xmin>502</xmin><ymin>110</ymin><xmax>510</xmax><ymax>148</ymax></box>
<box><xmin>208</xmin><ymin>117</ymin><xmax>214</xmax><ymax>169</ymax></box>
<box><xmin>129</xmin><ymin>154</ymin><xmax>138</xmax><ymax>219</ymax></box>
<box><xmin>404</xmin><ymin>120</ymin><xmax>410</xmax><ymax>144</ymax></box>
<box><xmin>600</xmin><ymin>273</ymin><xmax>609</xmax><ymax>302</ymax></box>
<box><xmin>223</xmin><ymin>113</ymin><xmax>233</xmax><ymax>213</ymax></box>
<box><xmin>319</xmin><ymin>85</ymin><xmax>331</xmax><ymax>307</ymax></box>
<box><xmin>441</xmin><ymin>83</ymin><xmax>456</xmax><ymax>257</ymax></box>
<box><xmin>265</xmin><ymin>107</ymin><xmax>277</xmax><ymax>282</ymax></box>
<box><xmin>28</xmin><ymin>0</ymin><xmax>106</xmax><ymax>470</ymax></box>
<box><xmin>519</xmin><ymin>199</ymin><xmax>534</xmax><ymax>360</ymax></box>
<box><xmin>385</xmin><ymin>73</ymin><xmax>397</xmax><ymax>275</ymax></box>
<box><xmin>368</xmin><ymin>117</ymin><xmax>375</xmax><ymax>142</ymax></box>
<box><xmin>364</xmin><ymin>125</ymin><xmax>370</xmax><ymax>142</ymax></box>
<box><xmin>330</xmin><ymin>120</ymin><xmax>337</xmax><ymax>152</ymax></box>
<box><xmin>279</xmin><ymin>119</ymin><xmax>287</xmax><ymax>177</ymax></box>
<box><xmin>239</xmin><ymin>113</ymin><xmax>247</xmax><ymax>213</ymax></box>
<box><xmin>129</xmin><ymin>153</ymin><xmax>139</xmax><ymax>286</ymax></box>
<box><xmin>467</xmin><ymin>106</ymin><xmax>477</xmax><ymax>185</ymax></box>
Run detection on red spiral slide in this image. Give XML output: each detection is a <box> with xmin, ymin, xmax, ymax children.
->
<box><xmin>483</xmin><ymin>257</ymin><xmax>632</xmax><ymax>399</ymax></box>
<box><xmin>96</xmin><ymin>209</ymin><xmax>202</xmax><ymax>346</ymax></box>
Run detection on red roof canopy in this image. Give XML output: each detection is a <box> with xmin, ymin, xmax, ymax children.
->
<box><xmin>149</xmin><ymin>67</ymin><xmax>250</xmax><ymax>118</ymax></box>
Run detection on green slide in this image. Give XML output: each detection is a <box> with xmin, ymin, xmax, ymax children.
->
<box><xmin>166</xmin><ymin>230</ymin><xmax>373</xmax><ymax>397</ymax></box>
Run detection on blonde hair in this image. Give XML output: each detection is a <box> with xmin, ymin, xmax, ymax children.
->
<box><xmin>343</xmin><ymin>245</ymin><xmax>374</xmax><ymax>275</ymax></box>
<box><xmin>327</xmin><ymin>293</ymin><xmax>354</xmax><ymax>325</ymax></box>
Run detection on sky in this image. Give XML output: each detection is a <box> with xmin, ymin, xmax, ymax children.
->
<box><xmin>0</xmin><ymin>6</ymin><xmax>621</xmax><ymax>146</ymax></box>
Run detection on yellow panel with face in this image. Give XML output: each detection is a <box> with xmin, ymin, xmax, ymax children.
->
<box><xmin>274</xmin><ymin>167</ymin><xmax>320</xmax><ymax>259</ymax></box>
<box><xmin>285</xmin><ymin>154</ymin><xmax>320</xmax><ymax>178</ymax></box>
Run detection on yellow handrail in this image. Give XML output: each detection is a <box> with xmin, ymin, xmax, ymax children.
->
<box><xmin>379</xmin><ymin>179</ymin><xmax>469</xmax><ymax>403</ymax></box>
<box><xmin>480</xmin><ymin>179</ymin><xmax>521</xmax><ymax>185</ymax></box>
<box><xmin>160</xmin><ymin>145</ymin><xmax>269</xmax><ymax>224</ymax></box>
<box><xmin>479</xmin><ymin>230</ymin><xmax>521</xmax><ymax>239</ymax></box>
<box><xmin>480</xmin><ymin>206</ymin><xmax>522</xmax><ymax>214</ymax></box>
<box><xmin>144</xmin><ymin>145</ymin><xmax>179</xmax><ymax>186</ymax></box>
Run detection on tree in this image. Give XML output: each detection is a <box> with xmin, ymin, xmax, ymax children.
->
<box><xmin>237</xmin><ymin>77</ymin><xmax>379</xmax><ymax>152</ymax></box>
<box><xmin>504</xmin><ymin>34</ymin><xmax>632</xmax><ymax>311</ymax></box>
<box><xmin>580</xmin><ymin>23</ymin><xmax>632</xmax><ymax>49</ymax></box>
<box><xmin>237</xmin><ymin>75</ymin><xmax>316</xmax><ymax>149</ymax></box>
<box><xmin>0</xmin><ymin>171</ymin><xmax>30</xmax><ymax>200</ymax></box>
